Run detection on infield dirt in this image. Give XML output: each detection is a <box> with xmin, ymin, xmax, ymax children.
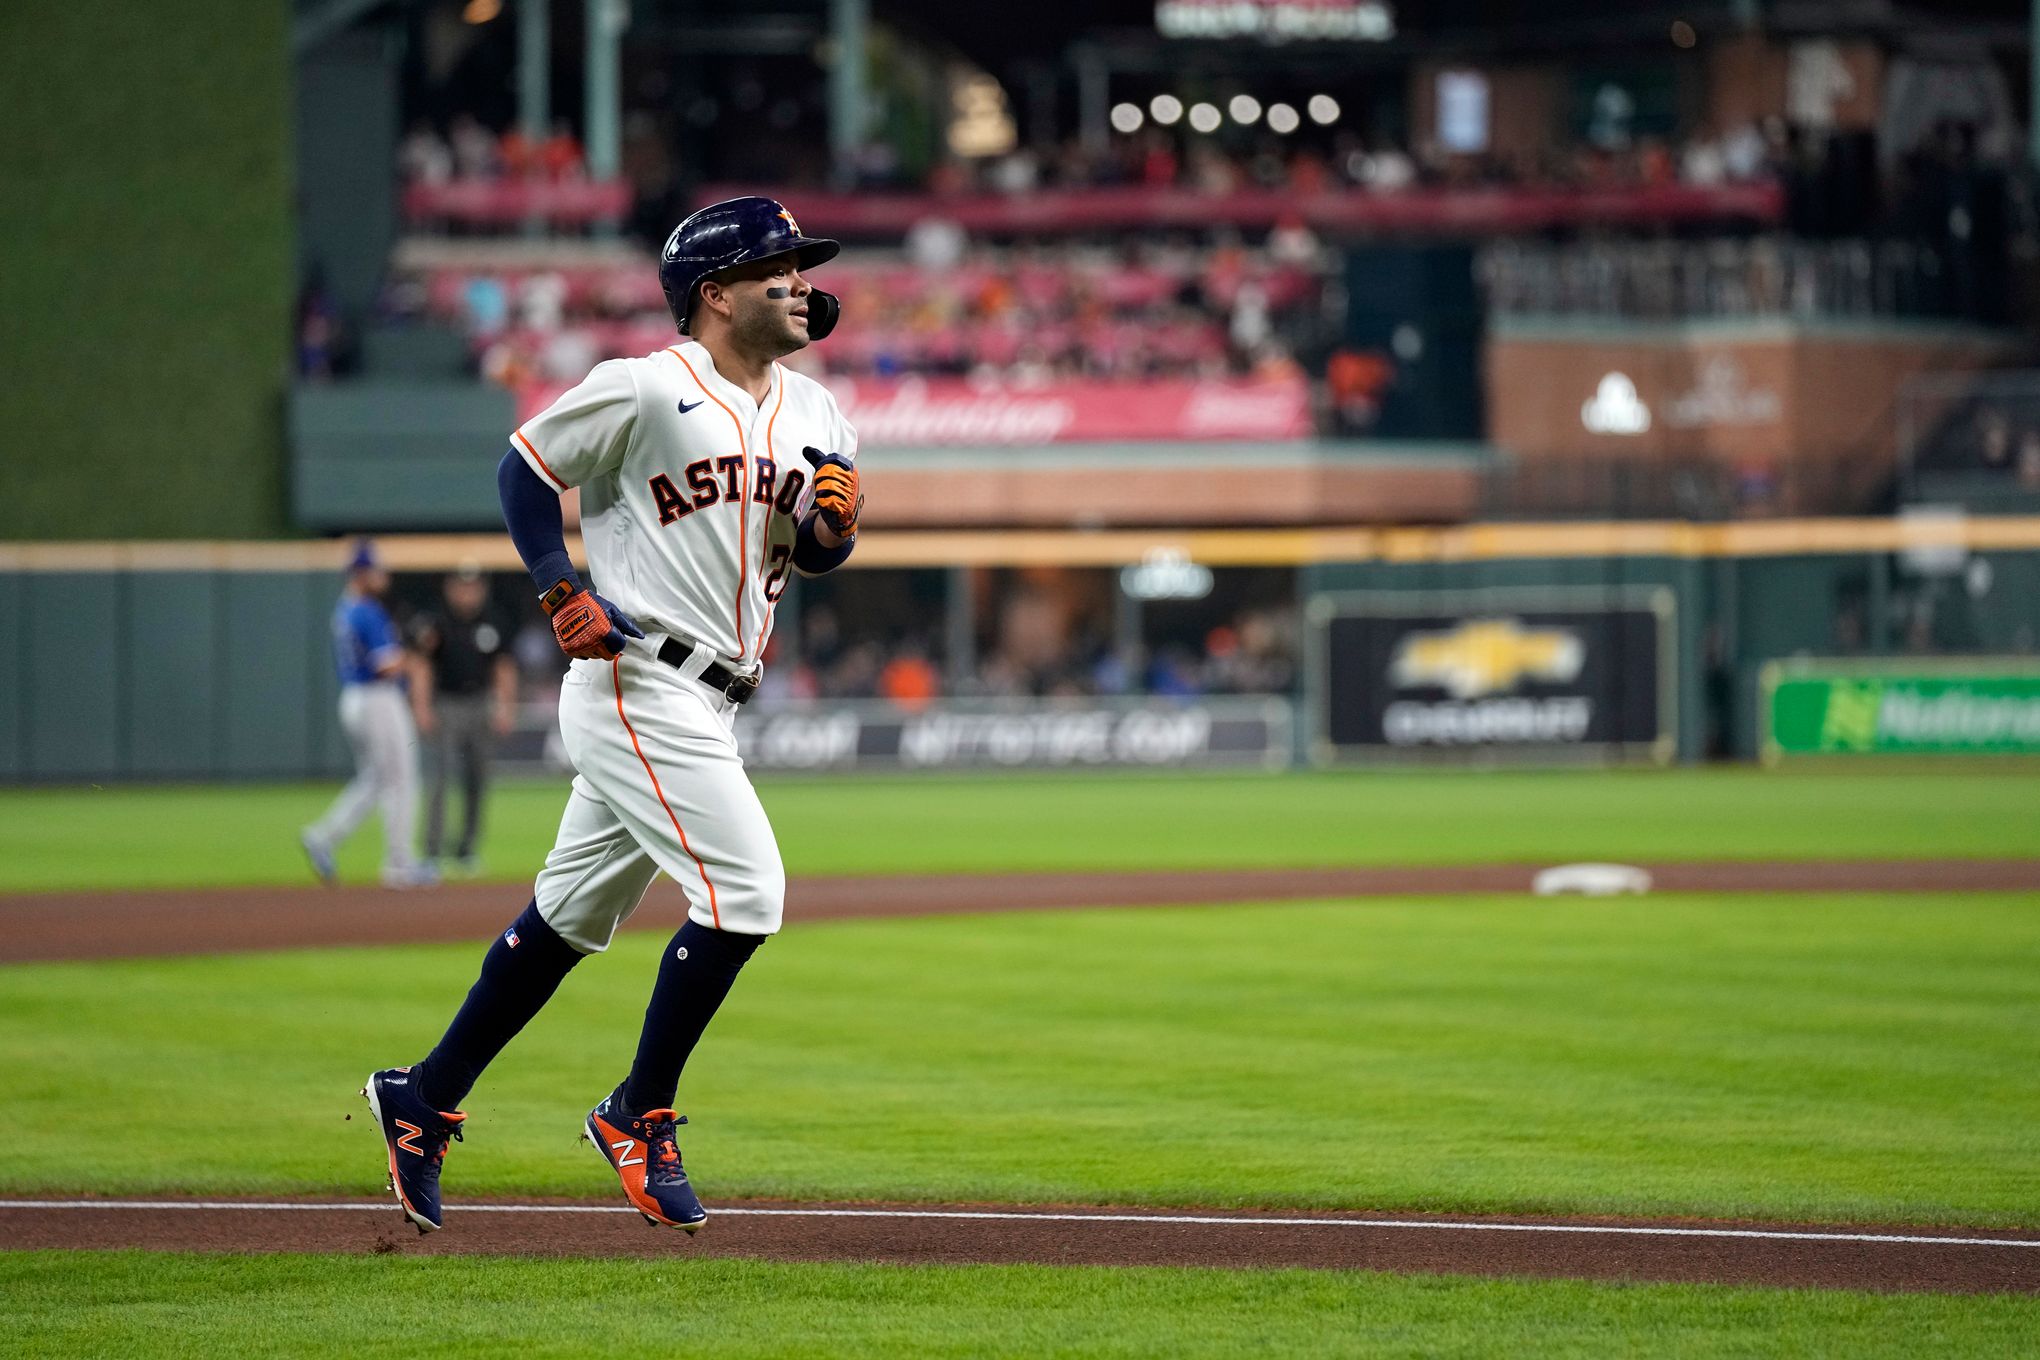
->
<box><xmin>2</xmin><ymin>1198</ymin><xmax>2034</xmax><ymax>1295</ymax></box>
<box><xmin>5</xmin><ymin>857</ymin><xmax>2038</xmax><ymax>963</ymax></box>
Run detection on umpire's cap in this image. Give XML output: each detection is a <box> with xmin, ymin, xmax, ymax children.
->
<box><xmin>659</xmin><ymin>196</ymin><xmax>840</xmax><ymax>336</ymax></box>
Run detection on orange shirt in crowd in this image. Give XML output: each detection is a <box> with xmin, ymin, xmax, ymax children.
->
<box><xmin>499</xmin><ymin>129</ymin><xmax>584</xmax><ymax>180</ymax></box>
<box><xmin>541</xmin><ymin>133</ymin><xmax>585</xmax><ymax>180</ymax></box>
<box><xmin>499</xmin><ymin>129</ymin><xmax>537</xmax><ymax>179</ymax></box>
<box><xmin>878</xmin><ymin>656</ymin><xmax>941</xmax><ymax>711</ymax></box>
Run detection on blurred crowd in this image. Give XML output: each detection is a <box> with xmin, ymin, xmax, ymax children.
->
<box><xmin>904</xmin><ymin>124</ymin><xmax>1779</xmax><ymax>200</ymax></box>
<box><xmin>399</xmin><ymin>115</ymin><xmax>587</xmax><ymax>185</ymax></box>
<box><xmin>395</xmin><ymin>113</ymin><xmax>1781</xmax><ymax>203</ymax></box>
<box><xmin>373</xmin><ymin>228</ymin><xmax>1330</xmax><ymax>389</ymax></box>
<box><xmin>754</xmin><ymin>600</ymin><xmax>1300</xmax><ymax>708</ymax></box>
<box><xmin>391</xmin><ymin>571</ymin><xmax>1306</xmax><ymax>711</ymax></box>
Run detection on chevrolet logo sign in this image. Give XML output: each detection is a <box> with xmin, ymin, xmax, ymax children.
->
<box><xmin>1390</xmin><ymin>619</ymin><xmax>1584</xmax><ymax>699</ymax></box>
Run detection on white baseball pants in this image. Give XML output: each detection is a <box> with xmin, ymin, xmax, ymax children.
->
<box><xmin>308</xmin><ymin>681</ymin><xmax>423</xmax><ymax>879</ymax></box>
<box><xmin>533</xmin><ymin>642</ymin><xmax>784</xmax><ymax>952</ymax></box>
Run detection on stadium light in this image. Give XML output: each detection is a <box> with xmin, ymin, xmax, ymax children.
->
<box><xmin>1188</xmin><ymin>102</ymin><xmax>1222</xmax><ymax>134</ymax></box>
<box><xmin>1267</xmin><ymin>103</ymin><xmax>1300</xmax><ymax>135</ymax></box>
<box><xmin>1308</xmin><ymin>94</ymin><xmax>1341</xmax><ymax>125</ymax></box>
<box><xmin>1111</xmin><ymin>102</ymin><xmax>1145</xmax><ymax>134</ymax></box>
<box><xmin>1149</xmin><ymin>94</ymin><xmax>1184</xmax><ymax>126</ymax></box>
<box><xmin>1228</xmin><ymin>94</ymin><xmax>1262</xmax><ymax>126</ymax></box>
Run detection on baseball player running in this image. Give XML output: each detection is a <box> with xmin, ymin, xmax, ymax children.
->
<box><xmin>363</xmin><ymin>197</ymin><xmax>863</xmax><ymax>1234</ymax></box>
<box><xmin>302</xmin><ymin>540</ymin><xmax>435</xmax><ymax>888</ymax></box>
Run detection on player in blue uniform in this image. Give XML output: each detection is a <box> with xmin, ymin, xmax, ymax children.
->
<box><xmin>302</xmin><ymin>541</ymin><xmax>436</xmax><ymax>887</ymax></box>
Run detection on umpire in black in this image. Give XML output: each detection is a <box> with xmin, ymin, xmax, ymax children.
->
<box><xmin>412</xmin><ymin>563</ymin><xmax>518</xmax><ymax>875</ymax></box>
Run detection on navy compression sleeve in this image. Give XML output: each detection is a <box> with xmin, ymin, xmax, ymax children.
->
<box><xmin>792</xmin><ymin>512</ymin><xmax>856</xmax><ymax>575</ymax></box>
<box><xmin>498</xmin><ymin>449</ymin><xmax>578</xmax><ymax>595</ymax></box>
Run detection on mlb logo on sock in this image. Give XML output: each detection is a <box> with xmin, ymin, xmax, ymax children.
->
<box><xmin>505</xmin><ymin>930</ymin><xmax>521</xmax><ymax>948</ymax></box>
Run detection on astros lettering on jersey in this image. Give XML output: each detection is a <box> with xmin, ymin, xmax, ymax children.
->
<box><xmin>512</xmin><ymin>340</ymin><xmax>857</xmax><ymax>669</ymax></box>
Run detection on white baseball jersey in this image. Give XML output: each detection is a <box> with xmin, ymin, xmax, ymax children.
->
<box><xmin>513</xmin><ymin>341</ymin><xmax>857</xmax><ymax>943</ymax></box>
<box><xmin>512</xmin><ymin>340</ymin><xmax>858</xmax><ymax>668</ymax></box>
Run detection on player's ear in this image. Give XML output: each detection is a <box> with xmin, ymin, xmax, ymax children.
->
<box><xmin>696</xmin><ymin>278</ymin><xmax>728</xmax><ymax>322</ymax></box>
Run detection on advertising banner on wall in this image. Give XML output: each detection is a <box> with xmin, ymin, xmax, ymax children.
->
<box><xmin>824</xmin><ymin>376</ymin><xmax>1314</xmax><ymax>446</ymax></box>
<box><xmin>736</xmin><ymin>698</ymin><xmax>1295</xmax><ymax>771</ymax></box>
<box><xmin>1485</xmin><ymin>327</ymin><xmax>2015</xmax><ymax>472</ymax></box>
<box><xmin>1761</xmin><ymin>661</ymin><xmax>2040</xmax><ymax>759</ymax></box>
<box><xmin>497</xmin><ymin>698</ymin><xmax>1294</xmax><ymax>774</ymax></box>
<box><xmin>518</xmin><ymin>376</ymin><xmax>1314</xmax><ymax>443</ymax></box>
<box><xmin>1307</xmin><ymin>589</ymin><xmax>1676</xmax><ymax>763</ymax></box>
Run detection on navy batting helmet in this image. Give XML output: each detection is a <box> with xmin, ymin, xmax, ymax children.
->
<box><xmin>658</xmin><ymin>195</ymin><xmax>841</xmax><ymax>339</ymax></box>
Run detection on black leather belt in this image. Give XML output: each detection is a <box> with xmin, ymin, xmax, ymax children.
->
<box><xmin>656</xmin><ymin>638</ymin><xmax>761</xmax><ymax>705</ymax></box>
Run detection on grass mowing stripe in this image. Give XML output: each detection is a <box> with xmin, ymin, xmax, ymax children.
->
<box><xmin>3</xmin><ymin>767</ymin><xmax>2037</xmax><ymax>892</ymax></box>
<box><xmin>4</xmin><ymin>1251</ymin><xmax>2038</xmax><ymax>1360</ymax></box>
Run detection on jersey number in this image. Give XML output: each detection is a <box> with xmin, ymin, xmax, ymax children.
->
<box><xmin>764</xmin><ymin>544</ymin><xmax>793</xmax><ymax>601</ymax></box>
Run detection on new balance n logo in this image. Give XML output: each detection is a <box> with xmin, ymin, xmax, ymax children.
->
<box><xmin>611</xmin><ymin>1138</ymin><xmax>644</xmax><ymax>1168</ymax></box>
<box><xmin>395</xmin><ymin>1119</ymin><xmax>425</xmax><ymax>1156</ymax></box>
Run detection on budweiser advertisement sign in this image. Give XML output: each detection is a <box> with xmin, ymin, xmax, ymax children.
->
<box><xmin>825</xmin><ymin>377</ymin><xmax>1312</xmax><ymax>445</ymax></box>
<box><xmin>517</xmin><ymin>375</ymin><xmax>1312</xmax><ymax>445</ymax></box>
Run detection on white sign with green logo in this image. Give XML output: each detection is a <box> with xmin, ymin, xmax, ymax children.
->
<box><xmin>1761</xmin><ymin>659</ymin><xmax>2040</xmax><ymax>759</ymax></box>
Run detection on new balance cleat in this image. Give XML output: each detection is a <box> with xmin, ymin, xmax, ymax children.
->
<box><xmin>583</xmin><ymin>1085</ymin><xmax>707</xmax><ymax>1232</ymax></box>
<box><xmin>362</xmin><ymin>1066</ymin><xmax>465</xmax><ymax>1234</ymax></box>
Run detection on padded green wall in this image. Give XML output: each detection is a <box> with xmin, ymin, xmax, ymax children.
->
<box><xmin>0</xmin><ymin>0</ymin><xmax>292</xmax><ymax>539</ymax></box>
<box><xmin>0</xmin><ymin>569</ymin><xmax>346</xmax><ymax>782</ymax></box>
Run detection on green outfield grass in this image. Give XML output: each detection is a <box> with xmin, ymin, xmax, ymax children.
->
<box><xmin>3</xmin><ymin>767</ymin><xmax>2038</xmax><ymax>893</ymax></box>
<box><xmin>4</xmin><ymin>1252</ymin><xmax>2035</xmax><ymax>1359</ymax></box>
<box><xmin>4</xmin><ymin>896</ymin><xmax>2035</xmax><ymax>1225</ymax></box>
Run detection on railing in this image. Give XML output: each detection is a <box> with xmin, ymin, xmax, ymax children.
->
<box><xmin>396</xmin><ymin>177</ymin><xmax>1782</xmax><ymax>238</ymax></box>
<box><xmin>1481</xmin><ymin>455</ymin><xmax>1890</xmax><ymax>521</ymax></box>
<box><xmin>700</xmin><ymin>181</ymin><xmax>1783</xmax><ymax>238</ymax></box>
<box><xmin>401</xmin><ymin>179</ymin><xmax>634</xmax><ymax>229</ymax></box>
<box><xmin>1481</xmin><ymin>237</ymin><xmax>1966</xmax><ymax>322</ymax></box>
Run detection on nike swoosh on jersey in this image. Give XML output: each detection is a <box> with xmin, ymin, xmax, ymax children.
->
<box><xmin>677</xmin><ymin>399</ymin><xmax>704</xmax><ymax>414</ymax></box>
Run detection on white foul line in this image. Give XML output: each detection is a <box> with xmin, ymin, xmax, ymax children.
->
<box><xmin>0</xmin><ymin>1201</ymin><xmax>2033</xmax><ymax>1249</ymax></box>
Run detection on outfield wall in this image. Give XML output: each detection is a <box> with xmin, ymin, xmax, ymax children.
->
<box><xmin>3</xmin><ymin>518</ymin><xmax>2038</xmax><ymax>780</ymax></box>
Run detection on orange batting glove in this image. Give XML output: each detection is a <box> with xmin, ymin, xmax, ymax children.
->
<box><xmin>542</xmin><ymin>582</ymin><xmax>645</xmax><ymax>660</ymax></box>
<box><xmin>801</xmin><ymin>447</ymin><xmax>862</xmax><ymax>538</ymax></box>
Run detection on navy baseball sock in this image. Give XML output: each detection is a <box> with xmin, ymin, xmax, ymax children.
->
<box><xmin>415</xmin><ymin>900</ymin><xmax>585</xmax><ymax>1110</ymax></box>
<box><xmin>620</xmin><ymin>921</ymin><xmax>765</xmax><ymax>1115</ymax></box>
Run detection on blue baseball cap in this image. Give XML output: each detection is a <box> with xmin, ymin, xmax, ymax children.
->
<box><xmin>347</xmin><ymin>539</ymin><xmax>380</xmax><ymax>572</ymax></box>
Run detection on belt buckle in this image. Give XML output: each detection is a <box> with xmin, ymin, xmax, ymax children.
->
<box><xmin>726</xmin><ymin>670</ymin><xmax>761</xmax><ymax>705</ymax></box>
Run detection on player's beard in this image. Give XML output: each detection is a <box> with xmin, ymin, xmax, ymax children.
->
<box><xmin>730</xmin><ymin>295</ymin><xmax>808</xmax><ymax>359</ymax></box>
